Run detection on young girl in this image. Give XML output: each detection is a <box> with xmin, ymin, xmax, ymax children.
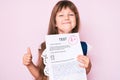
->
<box><xmin>23</xmin><ymin>0</ymin><xmax>92</xmax><ymax>80</ymax></box>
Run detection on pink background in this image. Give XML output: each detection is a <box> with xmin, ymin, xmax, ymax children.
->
<box><xmin>0</xmin><ymin>0</ymin><xmax>120</xmax><ymax>80</ymax></box>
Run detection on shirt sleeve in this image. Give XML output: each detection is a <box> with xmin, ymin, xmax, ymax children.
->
<box><xmin>80</xmin><ymin>41</ymin><xmax>92</xmax><ymax>56</ymax></box>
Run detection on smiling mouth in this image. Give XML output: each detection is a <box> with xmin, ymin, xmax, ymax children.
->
<box><xmin>63</xmin><ymin>22</ymin><xmax>71</xmax><ymax>24</ymax></box>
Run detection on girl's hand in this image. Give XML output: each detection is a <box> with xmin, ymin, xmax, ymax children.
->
<box><xmin>23</xmin><ymin>48</ymin><xmax>33</xmax><ymax>66</ymax></box>
<box><xmin>77</xmin><ymin>55</ymin><xmax>91</xmax><ymax>74</ymax></box>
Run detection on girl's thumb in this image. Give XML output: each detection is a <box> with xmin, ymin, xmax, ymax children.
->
<box><xmin>27</xmin><ymin>47</ymin><xmax>32</xmax><ymax>55</ymax></box>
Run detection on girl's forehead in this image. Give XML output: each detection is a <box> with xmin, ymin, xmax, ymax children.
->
<box><xmin>57</xmin><ymin>7</ymin><xmax>74</xmax><ymax>13</ymax></box>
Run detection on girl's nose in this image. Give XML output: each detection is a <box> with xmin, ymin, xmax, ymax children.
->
<box><xmin>65</xmin><ymin>15</ymin><xmax>69</xmax><ymax>20</ymax></box>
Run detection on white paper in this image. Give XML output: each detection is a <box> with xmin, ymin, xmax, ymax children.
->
<box><xmin>42</xmin><ymin>33</ymin><xmax>87</xmax><ymax>80</ymax></box>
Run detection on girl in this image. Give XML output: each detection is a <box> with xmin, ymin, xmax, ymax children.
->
<box><xmin>23</xmin><ymin>0</ymin><xmax>92</xmax><ymax>80</ymax></box>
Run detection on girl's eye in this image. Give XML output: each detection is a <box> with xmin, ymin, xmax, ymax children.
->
<box><xmin>59</xmin><ymin>14</ymin><xmax>64</xmax><ymax>17</ymax></box>
<box><xmin>69</xmin><ymin>13</ymin><xmax>75</xmax><ymax>16</ymax></box>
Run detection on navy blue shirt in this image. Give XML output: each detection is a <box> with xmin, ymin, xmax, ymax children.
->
<box><xmin>80</xmin><ymin>41</ymin><xmax>87</xmax><ymax>56</ymax></box>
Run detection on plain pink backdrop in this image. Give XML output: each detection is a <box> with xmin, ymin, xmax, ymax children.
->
<box><xmin>0</xmin><ymin>0</ymin><xmax>120</xmax><ymax>80</ymax></box>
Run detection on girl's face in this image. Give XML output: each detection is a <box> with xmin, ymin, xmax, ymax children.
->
<box><xmin>55</xmin><ymin>7</ymin><xmax>76</xmax><ymax>34</ymax></box>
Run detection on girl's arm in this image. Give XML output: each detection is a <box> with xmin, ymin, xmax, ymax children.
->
<box><xmin>86</xmin><ymin>58</ymin><xmax>92</xmax><ymax>74</ymax></box>
<box><xmin>23</xmin><ymin>48</ymin><xmax>43</xmax><ymax>80</ymax></box>
<box><xmin>26</xmin><ymin>62</ymin><xmax>41</xmax><ymax>80</ymax></box>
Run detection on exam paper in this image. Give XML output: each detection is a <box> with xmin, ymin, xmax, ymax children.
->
<box><xmin>42</xmin><ymin>33</ymin><xmax>87</xmax><ymax>80</ymax></box>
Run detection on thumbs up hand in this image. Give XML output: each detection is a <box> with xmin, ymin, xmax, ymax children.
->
<box><xmin>23</xmin><ymin>47</ymin><xmax>33</xmax><ymax>66</ymax></box>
